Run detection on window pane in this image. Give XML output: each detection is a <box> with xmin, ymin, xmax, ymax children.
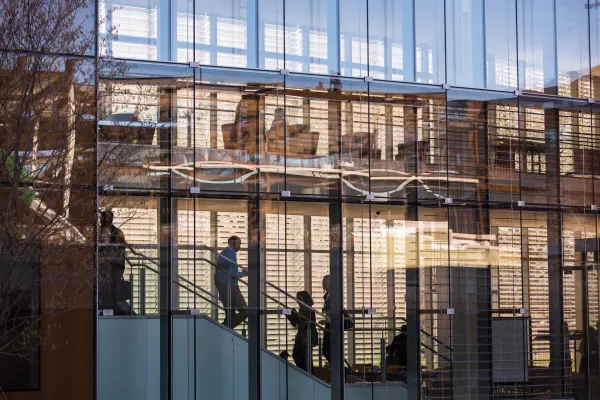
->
<box><xmin>175</xmin><ymin>0</ymin><xmax>200</xmax><ymax>63</ymax></box>
<box><xmin>517</xmin><ymin>0</ymin><xmax>558</xmax><ymax>94</ymax></box>
<box><xmin>415</xmin><ymin>0</ymin><xmax>446</xmax><ymax>84</ymax></box>
<box><xmin>259</xmin><ymin>0</ymin><xmax>284</xmax><ymax>70</ymax></box>
<box><xmin>368</xmin><ymin>0</ymin><xmax>415</xmax><ymax>82</ymax></box>
<box><xmin>101</xmin><ymin>0</ymin><xmax>174</xmax><ymax>61</ymax></box>
<box><xmin>556</xmin><ymin>0</ymin><xmax>590</xmax><ymax>98</ymax></box>
<box><xmin>193</xmin><ymin>67</ymin><xmax>284</xmax><ymax>194</ymax></box>
<box><xmin>591</xmin><ymin>0</ymin><xmax>600</xmax><ymax>97</ymax></box>
<box><xmin>446</xmin><ymin>0</ymin><xmax>485</xmax><ymax>88</ymax></box>
<box><xmin>195</xmin><ymin>0</ymin><xmax>252</xmax><ymax>68</ymax></box>
<box><xmin>340</xmin><ymin>0</ymin><xmax>368</xmax><ymax>77</ymax></box>
<box><xmin>98</xmin><ymin>62</ymin><xmax>194</xmax><ymax>191</ymax></box>
<box><xmin>285</xmin><ymin>0</ymin><xmax>337</xmax><ymax>75</ymax></box>
<box><xmin>484</xmin><ymin>0</ymin><xmax>518</xmax><ymax>90</ymax></box>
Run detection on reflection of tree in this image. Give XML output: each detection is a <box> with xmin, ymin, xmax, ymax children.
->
<box><xmin>0</xmin><ymin>0</ymin><xmax>133</xmax><ymax>390</ymax></box>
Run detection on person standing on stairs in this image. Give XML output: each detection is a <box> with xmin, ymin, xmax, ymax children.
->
<box><xmin>98</xmin><ymin>210</ymin><xmax>132</xmax><ymax>315</ymax></box>
<box><xmin>286</xmin><ymin>290</ymin><xmax>318</xmax><ymax>372</ymax></box>
<box><xmin>215</xmin><ymin>236</ymin><xmax>248</xmax><ymax>329</ymax></box>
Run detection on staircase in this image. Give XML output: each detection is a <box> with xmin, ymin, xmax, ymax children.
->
<box><xmin>97</xmin><ymin>244</ymin><xmax>410</xmax><ymax>399</ymax></box>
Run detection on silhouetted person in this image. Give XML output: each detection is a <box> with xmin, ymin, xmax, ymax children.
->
<box><xmin>387</xmin><ymin>325</ymin><xmax>408</xmax><ymax>367</ymax></box>
<box><xmin>98</xmin><ymin>210</ymin><xmax>131</xmax><ymax>314</ymax></box>
<box><xmin>286</xmin><ymin>291</ymin><xmax>318</xmax><ymax>372</ymax></box>
<box><xmin>215</xmin><ymin>236</ymin><xmax>248</xmax><ymax>329</ymax></box>
<box><xmin>580</xmin><ymin>325</ymin><xmax>599</xmax><ymax>377</ymax></box>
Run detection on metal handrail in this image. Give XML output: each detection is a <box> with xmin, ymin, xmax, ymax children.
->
<box><xmin>121</xmin><ymin>243</ymin><xmax>329</xmax><ymax>322</ymax></box>
<box><xmin>196</xmin><ymin>244</ymin><xmax>328</xmax><ymax>321</ymax></box>
<box><xmin>121</xmin><ymin>248</ymin><xmax>327</xmax><ymax>332</ymax></box>
<box><xmin>350</xmin><ymin>315</ymin><xmax>453</xmax><ymax>352</ymax></box>
<box><xmin>125</xmin><ymin>257</ymin><xmax>226</xmax><ymax>313</ymax></box>
<box><xmin>121</xmin><ymin>245</ymin><xmax>451</xmax><ymax>365</ymax></box>
<box><xmin>121</xmin><ymin>250</ymin><xmax>450</xmax><ymax>372</ymax></box>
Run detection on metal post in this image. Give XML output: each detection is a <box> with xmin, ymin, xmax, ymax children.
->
<box><xmin>129</xmin><ymin>273</ymin><xmax>134</xmax><ymax>314</ymax></box>
<box><xmin>140</xmin><ymin>268</ymin><xmax>146</xmax><ymax>316</ymax></box>
<box><xmin>329</xmin><ymin>202</ymin><xmax>345</xmax><ymax>399</ymax></box>
<box><xmin>318</xmin><ymin>337</ymin><xmax>323</xmax><ymax>368</ymax></box>
<box><xmin>307</xmin><ymin>325</ymin><xmax>312</xmax><ymax>375</ymax></box>
<box><xmin>158</xmin><ymin>86</ymin><xmax>175</xmax><ymax>400</ymax></box>
<box><xmin>248</xmin><ymin>199</ymin><xmax>265</xmax><ymax>400</ymax></box>
<box><xmin>381</xmin><ymin>337</ymin><xmax>387</xmax><ymax>383</ymax></box>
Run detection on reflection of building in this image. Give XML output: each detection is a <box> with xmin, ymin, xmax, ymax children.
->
<box><xmin>7</xmin><ymin>1</ymin><xmax>600</xmax><ymax>400</ymax></box>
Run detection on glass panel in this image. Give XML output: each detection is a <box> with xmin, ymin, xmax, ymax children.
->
<box><xmin>556</xmin><ymin>0</ymin><xmax>590</xmax><ymax>98</ymax></box>
<box><xmin>98</xmin><ymin>61</ymin><xmax>194</xmax><ymax>191</ymax></box>
<box><xmin>486</xmin><ymin>93</ymin><xmax>521</xmax><ymax>203</ymax></box>
<box><xmin>367</xmin><ymin>0</ymin><xmax>415</xmax><ymax>82</ymax></box>
<box><xmin>283</xmin><ymin>74</ymin><xmax>340</xmax><ymax>198</ymax></box>
<box><xmin>484</xmin><ymin>0</ymin><xmax>518</xmax><ymax>90</ymax></box>
<box><xmin>592</xmin><ymin>104</ymin><xmax>600</xmax><ymax>207</ymax></box>
<box><xmin>261</xmin><ymin>201</ymin><xmax>330</xmax><ymax>399</ymax></box>
<box><xmin>517</xmin><ymin>0</ymin><xmax>558</xmax><ymax>94</ymax></box>
<box><xmin>97</xmin><ymin>195</ymin><xmax>162</xmax><ymax>398</ymax></box>
<box><xmin>447</xmin><ymin>89</ymin><xmax>519</xmax><ymax>203</ymax></box>
<box><xmin>193</xmin><ymin>67</ymin><xmax>283</xmax><ymax>194</ymax></box>
<box><xmin>591</xmin><ymin>0</ymin><xmax>600</xmax><ymax>98</ymax></box>
<box><xmin>449</xmin><ymin>203</ymin><xmax>494</xmax><ymax>397</ymax></box>
<box><xmin>562</xmin><ymin>213</ymin><xmax>598</xmax><ymax>398</ymax></box>
<box><xmin>174</xmin><ymin>0</ymin><xmax>199</xmax><ymax>63</ymax></box>
<box><xmin>521</xmin><ymin>211</ymin><xmax>556</xmax><ymax>395</ymax></box>
<box><xmin>489</xmin><ymin>210</ymin><xmax>529</xmax><ymax>396</ymax></box>
<box><xmin>368</xmin><ymin>82</ymin><xmax>446</xmax><ymax>201</ymax></box>
<box><xmin>560</xmin><ymin>106</ymin><xmax>594</xmax><ymax>207</ymax></box>
<box><xmin>339</xmin><ymin>78</ymin><xmax>369</xmax><ymax>198</ymax></box>
<box><xmin>283</xmin><ymin>75</ymin><xmax>371</xmax><ymax>199</ymax></box>
<box><xmin>285</xmin><ymin>0</ymin><xmax>337</xmax><ymax>75</ymax></box>
<box><xmin>342</xmin><ymin>203</ymin><xmax>372</xmax><ymax>388</ymax></box>
<box><xmin>518</xmin><ymin>96</ymin><xmax>588</xmax><ymax>206</ymax></box>
<box><xmin>446</xmin><ymin>0</ymin><xmax>485</xmax><ymax>89</ymax></box>
<box><xmin>418</xmin><ymin>206</ymin><xmax>452</xmax><ymax>398</ymax></box>
<box><xmin>259</xmin><ymin>0</ymin><xmax>284</xmax><ymax>70</ymax></box>
<box><xmin>415</xmin><ymin>0</ymin><xmax>446</xmax><ymax>84</ymax></box>
<box><xmin>101</xmin><ymin>0</ymin><xmax>169</xmax><ymax>61</ymax></box>
<box><xmin>340</xmin><ymin>0</ymin><xmax>368</xmax><ymax>78</ymax></box>
<box><xmin>194</xmin><ymin>0</ymin><xmax>253</xmax><ymax>68</ymax></box>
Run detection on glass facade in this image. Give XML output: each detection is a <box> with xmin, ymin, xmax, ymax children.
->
<box><xmin>5</xmin><ymin>1</ymin><xmax>600</xmax><ymax>400</ymax></box>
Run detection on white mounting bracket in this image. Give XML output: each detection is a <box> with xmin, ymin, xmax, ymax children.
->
<box><xmin>281</xmin><ymin>190</ymin><xmax>291</xmax><ymax>198</ymax></box>
<box><xmin>189</xmin><ymin>186</ymin><xmax>200</xmax><ymax>194</ymax></box>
